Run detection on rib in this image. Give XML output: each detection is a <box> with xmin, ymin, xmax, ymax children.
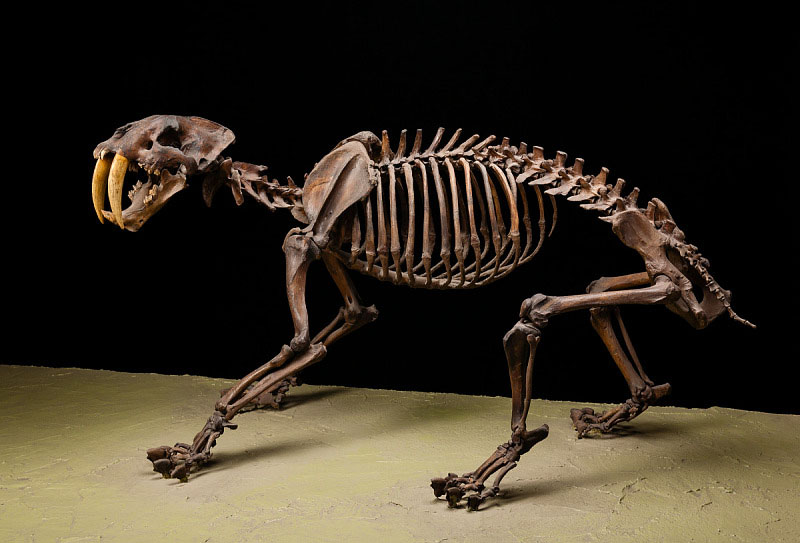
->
<box><xmin>375</xmin><ymin>169</ymin><xmax>389</xmax><ymax>279</ymax></box>
<box><xmin>548</xmin><ymin>194</ymin><xmax>558</xmax><ymax>237</ymax></box>
<box><xmin>417</xmin><ymin>159</ymin><xmax>433</xmax><ymax>286</ymax></box>
<box><xmin>429</xmin><ymin>157</ymin><xmax>453</xmax><ymax>286</ymax></box>
<box><xmin>476</xmin><ymin>161</ymin><xmax>503</xmax><ymax>281</ymax></box>
<box><xmin>364</xmin><ymin>195</ymin><xmax>376</xmax><ymax>272</ymax></box>
<box><xmin>402</xmin><ymin>163</ymin><xmax>417</xmax><ymax>286</ymax></box>
<box><xmin>336</xmin><ymin>131</ymin><xmax>591</xmax><ymax>290</ymax></box>
<box><xmin>462</xmin><ymin>163</ymin><xmax>491</xmax><ymax>281</ymax></box>
<box><xmin>486</xmin><ymin>164</ymin><xmax>508</xmax><ymax>251</ymax></box>
<box><xmin>488</xmin><ymin>164</ymin><xmax>520</xmax><ymax>276</ymax></box>
<box><xmin>444</xmin><ymin>158</ymin><xmax>466</xmax><ymax>287</ymax></box>
<box><xmin>350</xmin><ymin>207</ymin><xmax>362</xmax><ymax>264</ymax></box>
<box><xmin>516</xmin><ymin>173</ymin><xmax>535</xmax><ymax>263</ymax></box>
<box><xmin>522</xmin><ymin>185</ymin><xmax>546</xmax><ymax>264</ymax></box>
<box><xmin>388</xmin><ymin>165</ymin><xmax>403</xmax><ymax>283</ymax></box>
<box><xmin>461</xmin><ymin>158</ymin><xmax>482</xmax><ymax>285</ymax></box>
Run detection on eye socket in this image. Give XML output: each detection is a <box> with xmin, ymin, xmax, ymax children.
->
<box><xmin>156</xmin><ymin>127</ymin><xmax>182</xmax><ymax>149</ymax></box>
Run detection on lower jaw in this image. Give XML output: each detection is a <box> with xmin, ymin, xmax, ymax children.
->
<box><xmin>92</xmin><ymin>153</ymin><xmax>185</xmax><ymax>231</ymax></box>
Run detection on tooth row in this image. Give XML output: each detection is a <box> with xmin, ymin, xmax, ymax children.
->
<box><xmin>127</xmin><ymin>179</ymin><xmax>162</xmax><ymax>205</ymax></box>
<box><xmin>140</xmin><ymin>164</ymin><xmax>160</xmax><ymax>176</ymax></box>
<box><xmin>128</xmin><ymin>180</ymin><xmax>143</xmax><ymax>201</ymax></box>
<box><xmin>143</xmin><ymin>185</ymin><xmax>159</xmax><ymax>206</ymax></box>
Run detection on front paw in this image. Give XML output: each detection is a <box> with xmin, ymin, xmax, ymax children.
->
<box><xmin>147</xmin><ymin>443</ymin><xmax>194</xmax><ymax>481</ymax></box>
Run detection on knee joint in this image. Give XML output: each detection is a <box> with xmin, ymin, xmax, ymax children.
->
<box><xmin>519</xmin><ymin>293</ymin><xmax>550</xmax><ymax>328</ymax></box>
<box><xmin>503</xmin><ymin>319</ymin><xmax>542</xmax><ymax>347</ymax></box>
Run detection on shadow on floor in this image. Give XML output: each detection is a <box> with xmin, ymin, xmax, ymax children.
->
<box><xmin>491</xmin><ymin>415</ymin><xmax>774</xmax><ymax>507</ymax></box>
<box><xmin>150</xmin><ymin>383</ymin><xmax>784</xmax><ymax>510</ymax></box>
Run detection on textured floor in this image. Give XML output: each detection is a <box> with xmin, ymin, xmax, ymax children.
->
<box><xmin>0</xmin><ymin>365</ymin><xmax>798</xmax><ymax>542</ymax></box>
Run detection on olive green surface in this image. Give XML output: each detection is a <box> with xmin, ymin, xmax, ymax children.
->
<box><xmin>1</xmin><ymin>365</ymin><xmax>797</xmax><ymax>542</ymax></box>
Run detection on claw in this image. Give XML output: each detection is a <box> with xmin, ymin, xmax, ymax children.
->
<box><xmin>466</xmin><ymin>493</ymin><xmax>483</xmax><ymax>511</ymax></box>
<box><xmin>577</xmin><ymin>422</ymin><xmax>607</xmax><ymax>438</ymax></box>
<box><xmin>570</xmin><ymin>408</ymin><xmax>592</xmax><ymax>437</ymax></box>
<box><xmin>430</xmin><ymin>477</ymin><xmax>448</xmax><ymax>498</ymax></box>
<box><xmin>446</xmin><ymin>486</ymin><xmax>464</xmax><ymax>508</ymax></box>
<box><xmin>148</xmin><ymin>446</ymin><xmax>199</xmax><ymax>481</ymax></box>
<box><xmin>146</xmin><ymin>411</ymin><xmax>236</xmax><ymax>484</ymax></box>
<box><xmin>433</xmin><ymin>429</ymin><xmax>546</xmax><ymax>511</ymax></box>
<box><xmin>170</xmin><ymin>463</ymin><xmax>189</xmax><ymax>482</ymax></box>
<box><xmin>146</xmin><ymin>445</ymin><xmax>170</xmax><ymax>462</ymax></box>
<box><xmin>571</xmin><ymin>390</ymin><xmax>662</xmax><ymax>437</ymax></box>
<box><xmin>152</xmin><ymin>458</ymin><xmax>172</xmax><ymax>477</ymax></box>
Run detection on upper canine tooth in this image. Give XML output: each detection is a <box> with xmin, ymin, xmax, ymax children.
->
<box><xmin>108</xmin><ymin>154</ymin><xmax>129</xmax><ymax>229</ymax></box>
<box><xmin>91</xmin><ymin>157</ymin><xmax>112</xmax><ymax>223</ymax></box>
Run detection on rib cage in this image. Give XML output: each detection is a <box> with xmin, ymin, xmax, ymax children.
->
<box><xmin>320</xmin><ymin>127</ymin><xmax>750</xmax><ymax>325</ymax></box>
<box><xmin>333</xmin><ymin>128</ymin><xmax>578</xmax><ymax>289</ymax></box>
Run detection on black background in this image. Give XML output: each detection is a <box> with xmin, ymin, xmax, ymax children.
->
<box><xmin>4</xmin><ymin>3</ymin><xmax>795</xmax><ymax>414</ymax></box>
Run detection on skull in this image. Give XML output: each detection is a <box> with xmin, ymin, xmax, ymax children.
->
<box><xmin>91</xmin><ymin>115</ymin><xmax>235</xmax><ymax>231</ymax></box>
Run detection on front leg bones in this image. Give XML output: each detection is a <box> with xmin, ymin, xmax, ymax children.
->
<box><xmin>146</xmin><ymin>231</ymin><xmax>323</xmax><ymax>478</ymax></box>
<box><xmin>146</xmin><ymin>231</ymin><xmax>380</xmax><ymax>480</ymax></box>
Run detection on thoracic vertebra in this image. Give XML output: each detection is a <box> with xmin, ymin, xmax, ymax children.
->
<box><xmin>90</xmin><ymin>115</ymin><xmax>754</xmax><ymax>511</ymax></box>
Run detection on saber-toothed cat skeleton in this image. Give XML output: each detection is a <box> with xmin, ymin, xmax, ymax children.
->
<box><xmin>90</xmin><ymin>115</ymin><xmax>753</xmax><ymax>511</ymax></box>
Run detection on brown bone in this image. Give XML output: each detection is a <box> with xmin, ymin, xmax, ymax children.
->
<box><xmin>92</xmin><ymin>115</ymin><xmax>235</xmax><ymax>231</ymax></box>
<box><xmin>89</xmin><ymin>119</ymin><xmax>754</xmax><ymax>510</ymax></box>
